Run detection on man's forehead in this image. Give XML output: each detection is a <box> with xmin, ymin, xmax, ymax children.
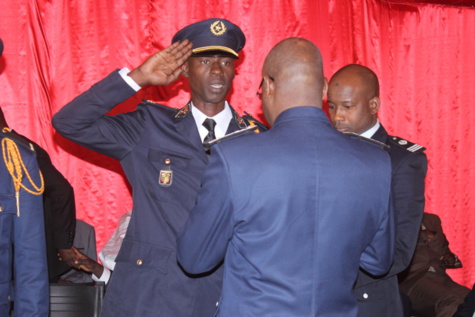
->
<box><xmin>331</xmin><ymin>77</ymin><xmax>371</xmax><ymax>95</ymax></box>
<box><xmin>330</xmin><ymin>81</ymin><xmax>361</xmax><ymax>94</ymax></box>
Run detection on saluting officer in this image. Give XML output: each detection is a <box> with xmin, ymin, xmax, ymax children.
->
<box><xmin>53</xmin><ymin>19</ymin><xmax>266</xmax><ymax>317</ymax></box>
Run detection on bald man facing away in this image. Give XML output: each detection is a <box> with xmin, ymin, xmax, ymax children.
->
<box><xmin>177</xmin><ymin>38</ymin><xmax>395</xmax><ymax>316</ymax></box>
<box><xmin>328</xmin><ymin>64</ymin><xmax>427</xmax><ymax>317</ymax></box>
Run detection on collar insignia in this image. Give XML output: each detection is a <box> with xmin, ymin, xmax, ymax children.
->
<box><xmin>234</xmin><ymin>111</ymin><xmax>247</xmax><ymax>129</ymax></box>
<box><xmin>175</xmin><ymin>102</ymin><xmax>191</xmax><ymax>118</ymax></box>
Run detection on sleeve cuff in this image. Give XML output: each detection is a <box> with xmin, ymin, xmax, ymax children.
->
<box><xmin>92</xmin><ymin>267</ymin><xmax>111</xmax><ymax>284</ymax></box>
<box><xmin>119</xmin><ymin>67</ymin><xmax>142</xmax><ymax>92</ymax></box>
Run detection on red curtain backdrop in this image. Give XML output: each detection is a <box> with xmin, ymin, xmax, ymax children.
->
<box><xmin>1</xmin><ymin>0</ymin><xmax>474</xmax><ymax>287</ymax></box>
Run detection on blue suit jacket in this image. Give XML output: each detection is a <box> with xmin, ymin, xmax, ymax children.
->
<box><xmin>177</xmin><ymin>107</ymin><xmax>394</xmax><ymax>317</ymax></box>
<box><xmin>0</xmin><ymin>130</ymin><xmax>49</xmax><ymax>316</ymax></box>
<box><xmin>52</xmin><ymin>70</ymin><xmax>265</xmax><ymax>317</ymax></box>
<box><xmin>353</xmin><ymin>125</ymin><xmax>427</xmax><ymax>317</ymax></box>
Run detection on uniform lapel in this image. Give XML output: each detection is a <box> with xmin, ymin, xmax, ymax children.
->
<box><xmin>174</xmin><ymin>103</ymin><xmax>208</xmax><ymax>161</ymax></box>
<box><xmin>371</xmin><ymin>125</ymin><xmax>389</xmax><ymax>145</ymax></box>
<box><xmin>226</xmin><ymin>105</ymin><xmax>248</xmax><ymax>134</ymax></box>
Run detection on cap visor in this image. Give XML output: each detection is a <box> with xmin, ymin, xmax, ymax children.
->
<box><xmin>192</xmin><ymin>46</ymin><xmax>238</xmax><ymax>58</ymax></box>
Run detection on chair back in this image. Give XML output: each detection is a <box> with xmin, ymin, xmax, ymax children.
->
<box><xmin>49</xmin><ymin>282</ymin><xmax>105</xmax><ymax>317</ymax></box>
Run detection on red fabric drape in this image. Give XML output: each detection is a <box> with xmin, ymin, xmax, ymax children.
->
<box><xmin>1</xmin><ymin>0</ymin><xmax>474</xmax><ymax>287</ymax></box>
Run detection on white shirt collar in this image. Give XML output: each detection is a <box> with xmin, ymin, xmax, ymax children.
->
<box><xmin>191</xmin><ymin>101</ymin><xmax>233</xmax><ymax>142</ymax></box>
<box><xmin>360</xmin><ymin>120</ymin><xmax>380</xmax><ymax>138</ymax></box>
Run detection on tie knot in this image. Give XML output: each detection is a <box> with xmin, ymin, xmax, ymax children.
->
<box><xmin>202</xmin><ymin>118</ymin><xmax>216</xmax><ymax>132</ymax></box>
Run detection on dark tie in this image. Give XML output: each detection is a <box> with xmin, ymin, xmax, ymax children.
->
<box><xmin>202</xmin><ymin>118</ymin><xmax>217</xmax><ymax>152</ymax></box>
<box><xmin>203</xmin><ymin>118</ymin><xmax>217</xmax><ymax>143</ymax></box>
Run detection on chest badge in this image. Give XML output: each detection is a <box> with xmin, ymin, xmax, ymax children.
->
<box><xmin>158</xmin><ymin>158</ymin><xmax>173</xmax><ymax>187</ymax></box>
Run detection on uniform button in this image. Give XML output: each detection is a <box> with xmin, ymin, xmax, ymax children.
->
<box><xmin>164</xmin><ymin>158</ymin><xmax>171</xmax><ymax>164</ymax></box>
<box><xmin>216</xmin><ymin>301</ymin><xmax>219</xmax><ymax>307</ymax></box>
<box><xmin>137</xmin><ymin>259</ymin><xmax>143</xmax><ymax>266</ymax></box>
<box><xmin>399</xmin><ymin>139</ymin><xmax>408</xmax><ymax>145</ymax></box>
<box><xmin>0</xmin><ymin>205</ymin><xmax>3</xmax><ymax>212</ymax></box>
<box><xmin>363</xmin><ymin>293</ymin><xmax>369</xmax><ymax>299</ymax></box>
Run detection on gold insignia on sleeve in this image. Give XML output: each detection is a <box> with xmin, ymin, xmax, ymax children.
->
<box><xmin>210</xmin><ymin>21</ymin><xmax>226</xmax><ymax>36</ymax></box>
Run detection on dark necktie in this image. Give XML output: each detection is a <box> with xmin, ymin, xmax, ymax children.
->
<box><xmin>202</xmin><ymin>118</ymin><xmax>217</xmax><ymax>153</ymax></box>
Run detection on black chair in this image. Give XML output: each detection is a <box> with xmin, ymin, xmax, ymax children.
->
<box><xmin>49</xmin><ymin>282</ymin><xmax>105</xmax><ymax>317</ymax></box>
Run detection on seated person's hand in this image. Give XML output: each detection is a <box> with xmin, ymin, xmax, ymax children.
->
<box><xmin>71</xmin><ymin>246</ymin><xmax>105</xmax><ymax>278</ymax></box>
<box><xmin>57</xmin><ymin>248</ymin><xmax>80</xmax><ymax>269</ymax></box>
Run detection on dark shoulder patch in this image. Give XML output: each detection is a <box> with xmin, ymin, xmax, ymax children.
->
<box><xmin>343</xmin><ymin>132</ymin><xmax>390</xmax><ymax>151</ymax></box>
<box><xmin>389</xmin><ymin>136</ymin><xmax>426</xmax><ymax>153</ymax></box>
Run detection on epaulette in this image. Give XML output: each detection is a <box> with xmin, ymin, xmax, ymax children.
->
<box><xmin>343</xmin><ymin>132</ymin><xmax>390</xmax><ymax>151</ymax></box>
<box><xmin>389</xmin><ymin>136</ymin><xmax>426</xmax><ymax>153</ymax></box>
<box><xmin>1</xmin><ymin>128</ymin><xmax>35</xmax><ymax>152</ymax></box>
<box><xmin>204</xmin><ymin>125</ymin><xmax>259</xmax><ymax>148</ymax></box>
<box><xmin>204</xmin><ymin>111</ymin><xmax>267</xmax><ymax>147</ymax></box>
<box><xmin>143</xmin><ymin>100</ymin><xmax>183</xmax><ymax>116</ymax></box>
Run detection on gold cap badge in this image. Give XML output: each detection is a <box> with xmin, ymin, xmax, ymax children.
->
<box><xmin>210</xmin><ymin>21</ymin><xmax>226</xmax><ymax>36</ymax></box>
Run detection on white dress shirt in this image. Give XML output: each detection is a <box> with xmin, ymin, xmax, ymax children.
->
<box><xmin>360</xmin><ymin>120</ymin><xmax>380</xmax><ymax>138</ymax></box>
<box><xmin>119</xmin><ymin>67</ymin><xmax>232</xmax><ymax>141</ymax></box>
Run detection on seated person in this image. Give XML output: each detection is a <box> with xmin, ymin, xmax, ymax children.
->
<box><xmin>59</xmin><ymin>219</ymin><xmax>97</xmax><ymax>283</ymax></box>
<box><xmin>398</xmin><ymin>212</ymin><xmax>470</xmax><ymax>317</ymax></box>
<box><xmin>72</xmin><ymin>211</ymin><xmax>131</xmax><ymax>283</ymax></box>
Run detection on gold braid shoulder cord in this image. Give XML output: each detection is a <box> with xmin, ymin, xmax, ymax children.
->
<box><xmin>2</xmin><ymin>128</ymin><xmax>44</xmax><ymax>217</ymax></box>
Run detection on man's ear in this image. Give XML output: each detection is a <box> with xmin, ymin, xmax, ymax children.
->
<box><xmin>369</xmin><ymin>96</ymin><xmax>381</xmax><ymax>114</ymax></box>
<box><xmin>322</xmin><ymin>77</ymin><xmax>329</xmax><ymax>100</ymax></box>
<box><xmin>181</xmin><ymin>62</ymin><xmax>189</xmax><ymax>78</ymax></box>
<box><xmin>264</xmin><ymin>76</ymin><xmax>274</xmax><ymax>100</ymax></box>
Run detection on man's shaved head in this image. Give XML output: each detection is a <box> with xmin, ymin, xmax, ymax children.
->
<box><xmin>327</xmin><ymin>64</ymin><xmax>381</xmax><ymax>135</ymax></box>
<box><xmin>331</xmin><ymin>64</ymin><xmax>379</xmax><ymax>99</ymax></box>
<box><xmin>261</xmin><ymin>38</ymin><xmax>327</xmax><ymax>126</ymax></box>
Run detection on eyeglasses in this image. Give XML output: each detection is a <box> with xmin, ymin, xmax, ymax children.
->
<box><xmin>256</xmin><ymin>75</ymin><xmax>275</xmax><ymax>100</ymax></box>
